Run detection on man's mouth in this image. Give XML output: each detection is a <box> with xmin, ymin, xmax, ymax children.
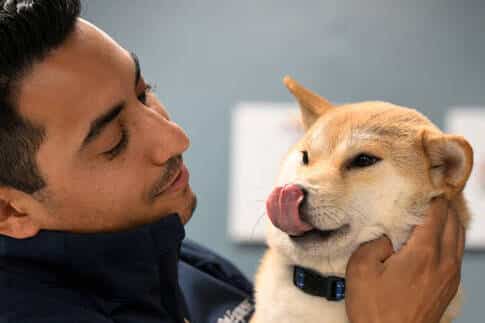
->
<box><xmin>154</xmin><ymin>165</ymin><xmax>189</xmax><ymax>197</ymax></box>
<box><xmin>152</xmin><ymin>156</ymin><xmax>190</xmax><ymax>198</ymax></box>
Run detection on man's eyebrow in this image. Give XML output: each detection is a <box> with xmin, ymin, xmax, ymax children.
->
<box><xmin>80</xmin><ymin>51</ymin><xmax>141</xmax><ymax>151</ymax></box>
<box><xmin>80</xmin><ymin>103</ymin><xmax>125</xmax><ymax>150</ymax></box>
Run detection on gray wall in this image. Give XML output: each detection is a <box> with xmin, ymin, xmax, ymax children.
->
<box><xmin>82</xmin><ymin>1</ymin><xmax>485</xmax><ymax>322</ymax></box>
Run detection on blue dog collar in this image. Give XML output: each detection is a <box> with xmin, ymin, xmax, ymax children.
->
<box><xmin>293</xmin><ymin>265</ymin><xmax>346</xmax><ymax>301</ymax></box>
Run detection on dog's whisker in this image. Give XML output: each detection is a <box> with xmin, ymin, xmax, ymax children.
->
<box><xmin>250</xmin><ymin>211</ymin><xmax>267</xmax><ymax>240</ymax></box>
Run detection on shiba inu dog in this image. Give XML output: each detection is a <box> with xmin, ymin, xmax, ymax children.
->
<box><xmin>250</xmin><ymin>76</ymin><xmax>473</xmax><ymax>323</ymax></box>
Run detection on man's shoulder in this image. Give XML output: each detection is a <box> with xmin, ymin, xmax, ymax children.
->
<box><xmin>0</xmin><ymin>272</ymin><xmax>112</xmax><ymax>323</ymax></box>
<box><xmin>0</xmin><ymin>239</ymin><xmax>255</xmax><ymax>323</ymax></box>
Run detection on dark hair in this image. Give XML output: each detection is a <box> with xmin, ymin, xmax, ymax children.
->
<box><xmin>0</xmin><ymin>0</ymin><xmax>80</xmax><ymax>195</ymax></box>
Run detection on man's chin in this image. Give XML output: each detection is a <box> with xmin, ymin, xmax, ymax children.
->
<box><xmin>152</xmin><ymin>185</ymin><xmax>197</xmax><ymax>224</ymax></box>
<box><xmin>179</xmin><ymin>193</ymin><xmax>197</xmax><ymax>225</ymax></box>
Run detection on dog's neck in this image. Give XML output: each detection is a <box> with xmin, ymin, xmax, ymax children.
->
<box><xmin>306</xmin><ymin>256</ymin><xmax>349</xmax><ymax>278</ymax></box>
<box><xmin>278</xmin><ymin>250</ymin><xmax>351</xmax><ymax>278</ymax></box>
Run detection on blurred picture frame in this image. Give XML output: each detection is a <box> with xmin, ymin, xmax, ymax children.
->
<box><xmin>446</xmin><ymin>107</ymin><xmax>485</xmax><ymax>249</ymax></box>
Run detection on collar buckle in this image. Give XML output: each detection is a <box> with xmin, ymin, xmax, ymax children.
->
<box><xmin>325</xmin><ymin>276</ymin><xmax>346</xmax><ymax>301</ymax></box>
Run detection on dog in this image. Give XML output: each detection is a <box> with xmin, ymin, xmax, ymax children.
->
<box><xmin>250</xmin><ymin>76</ymin><xmax>473</xmax><ymax>323</ymax></box>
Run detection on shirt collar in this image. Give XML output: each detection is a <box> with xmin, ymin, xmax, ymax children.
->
<box><xmin>0</xmin><ymin>213</ymin><xmax>185</xmax><ymax>298</ymax></box>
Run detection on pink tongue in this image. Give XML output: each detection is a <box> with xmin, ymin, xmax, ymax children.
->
<box><xmin>266</xmin><ymin>184</ymin><xmax>313</xmax><ymax>236</ymax></box>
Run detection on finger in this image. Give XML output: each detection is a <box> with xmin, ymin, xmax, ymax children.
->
<box><xmin>407</xmin><ymin>197</ymin><xmax>449</xmax><ymax>250</ymax></box>
<box><xmin>440</xmin><ymin>206</ymin><xmax>459</xmax><ymax>261</ymax></box>
<box><xmin>351</xmin><ymin>236</ymin><xmax>394</xmax><ymax>265</ymax></box>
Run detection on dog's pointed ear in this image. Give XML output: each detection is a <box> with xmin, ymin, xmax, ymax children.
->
<box><xmin>421</xmin><ymin>128</ymin><xmax>474</xmax><ymax>198</ymax></box>
<box><xmin>283</xmin><ymin>76</ymin><xmax>333</xmax><ymax>130</ymax></box>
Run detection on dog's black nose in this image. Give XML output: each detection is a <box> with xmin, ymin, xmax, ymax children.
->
<box><xmin>296</xmin><ymin>185</ymin><xmax>310</xmax><ymax>222</ymax></box>
<box><xmin>297</xmin><ymin>185</ymin><xmax>308</xmax><ymax>201</ymax></box>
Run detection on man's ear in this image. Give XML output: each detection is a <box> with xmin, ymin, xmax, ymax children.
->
<box><xmin>283</xmin><ymin>76</ymin><xmax>334</xmax><ymax>130</ymax></box>
<box><xmin>421</xmin><ymin>129</ymin><xmax>474</xmax><ymax>199</ymax></box>
<box><xmin>0</xmin><ymin>188</ymin><xmax>41</xmax><ymax>239</ymax></box>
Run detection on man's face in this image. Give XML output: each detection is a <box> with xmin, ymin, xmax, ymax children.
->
<box><xmin>16</xmin><ymin>18</ymin><xmax>196</xmax><ymax>234</ymax></box>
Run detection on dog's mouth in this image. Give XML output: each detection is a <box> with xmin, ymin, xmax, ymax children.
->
<box><xmin>266</xmin><ymin>184</ymin><xmax>351</xmax><ymax>242</ymax></box>
<box><xmin>289</xmin><ymin>224</ymin><xmax>351</xmax><ymax>242</ymax></box>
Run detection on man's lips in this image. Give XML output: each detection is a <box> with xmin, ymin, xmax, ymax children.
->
<box><xmin>154</xmin><ymin>163</ymin><xmax>190</xmax><ymax>197</ymax></box>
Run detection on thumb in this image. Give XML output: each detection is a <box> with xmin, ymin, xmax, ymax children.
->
<box><xmin>350</xmin><ymin>236</ymin><xmax>394</xmax><ymax>265</ymax></box>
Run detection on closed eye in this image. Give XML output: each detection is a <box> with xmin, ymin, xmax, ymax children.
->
<box><xmin>103</xmin><ymin>125</ymin><xmax>129</xmax><ymax>160</ymax></box>
<box><xmin>101</xmin><ymin>84</ymin><xmax>154</xmax><ymax>160</ymax></box>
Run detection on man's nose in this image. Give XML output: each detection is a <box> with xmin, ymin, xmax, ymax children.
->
<box><xmin>148</xmin><ymin>118</ymin><xmax>190</xmax><ymax>166</ymax></box>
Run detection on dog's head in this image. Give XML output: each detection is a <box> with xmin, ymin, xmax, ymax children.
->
<box><xmin>266</xmin><ymin>76</ymin><xmax>473</xmax><ymax>267</ymax></box>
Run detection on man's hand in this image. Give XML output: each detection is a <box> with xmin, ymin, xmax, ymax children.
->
<box><xmin>345</xmin><ymin>197</ymin><xmax>465</xmax><ymax>323</ymax></box>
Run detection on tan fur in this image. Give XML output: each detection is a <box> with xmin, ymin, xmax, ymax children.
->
<box><xmin>251</xmin><ymin>77</ymin><xmax>473</xmax><ymax>323</ymax></box>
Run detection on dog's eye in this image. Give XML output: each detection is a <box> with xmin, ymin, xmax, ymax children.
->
<box><xmin>348</xmin><ymin>153</ymin><xmax>381</xmax><ymax>169</ymax></box>
<box><xmin>301</xmin><ymin>151</ymin><xmax>309</xmax><ymax>165</ymax></box>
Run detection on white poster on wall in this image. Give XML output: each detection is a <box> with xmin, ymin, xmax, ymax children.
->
<box><xmin>446</xmin><ymin>107</ymin><xmax>485</xmax><ymax>249</ymax></box>
<box><xmin>228</xmin><ymin>102</ymin><xmax>302</xmax><ymax>243</ymax></box>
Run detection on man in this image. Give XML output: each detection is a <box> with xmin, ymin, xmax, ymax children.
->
<box><xmin>0</xmin><ymin>1</ymin><xmax>464</xmax><ymax>322</ymax></box>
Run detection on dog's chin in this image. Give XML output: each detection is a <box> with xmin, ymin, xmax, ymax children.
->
<box><xmin>289</xmin><ymin>223</ymin><xmax>351</xmax><ymax>243</ymax></box>
<box><xmin>270</xmin><ymin>223</ymin><xmax>354</xmax><ymax>261</ymax></box>
<box><xmin>289</xmin><ymin>223</ymin><xmax>351</xmax><ymax>252</ymax></box>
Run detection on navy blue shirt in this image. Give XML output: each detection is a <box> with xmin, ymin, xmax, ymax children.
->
<box><xmin>0</xmin><ymin>214</ymin><xmax>254</xmax><ymax>323</ymax></box>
